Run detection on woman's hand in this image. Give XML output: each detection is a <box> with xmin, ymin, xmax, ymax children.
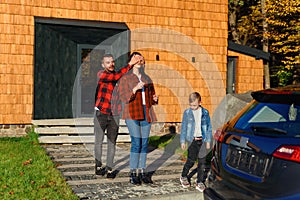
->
<box><xmin>153</xmin><ymin>94</ymin><xmax>159</xmax><ymax>102</ymax></box>
<box><xmin>132</xmin><ymin>82</ymin><xmax>145</xmax><ymax>94</ymax></box>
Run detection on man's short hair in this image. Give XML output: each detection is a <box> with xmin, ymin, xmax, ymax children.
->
<box><xmin>101</xmin><ymin>54</ymin><xmax>114</xmax><ymax>63</ymax></box>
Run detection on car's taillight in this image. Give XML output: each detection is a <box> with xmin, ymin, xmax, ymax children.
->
<box><xmin>273</xmin><ymin>145</ymin><xmax>300</xmax><ymax>163</ymax></box>
<box><xmin>214</xmin><ymin>129</ymin><xmax>224</xmax><ymax>143</ymax></box>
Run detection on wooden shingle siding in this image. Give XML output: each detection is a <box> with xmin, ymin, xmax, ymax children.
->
<box><xmin>228</xmin><ymin>50</ymin><xmax>264</xmax><ymax>93</ymax></box>
<box><xmin>0</xmin><ymin>0</ymin><xmax>263</xmax><ymax>128</ymax></box>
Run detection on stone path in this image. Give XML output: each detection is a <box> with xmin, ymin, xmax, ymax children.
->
<box><xmin>42</xmin><ymin>142</ymin><xmax>205</xmax><ymax>200</ymax></box>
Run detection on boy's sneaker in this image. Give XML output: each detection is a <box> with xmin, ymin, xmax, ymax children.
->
<box><xmin>195</xmin><ymin>182</ymin><xmax>206</xmax><ymax>192</ymax></box>
<box><xmin>180</xmin><ymin>176</ymin><xmax>190</xmax><ymax>188</ymax></box>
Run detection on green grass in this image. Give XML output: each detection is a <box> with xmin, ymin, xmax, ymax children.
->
<box><xmin>148</xmin><ymin>134</ymin><xmax>176</xmax><ymax>149</ymax></box>
<box><xmin>0</xmin><ymin>130</ymin><xmax>79</xmax><ymax>200</ymax></box>
<box><xmin>149</xmin><ymin>133</ymin><xmax>188</xmax><ymax>160</ymax></box>
<box><xmin>149</xmin><ymin>134</ymin><xmax>212</xmax><ymax>164</ymax></box>
<box><xmin>0</xmin><ymin>130</ymin><xmax>207</xmax><ymax>199</ymax></box>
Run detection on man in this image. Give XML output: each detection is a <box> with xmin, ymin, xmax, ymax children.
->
<box><xmin>94</xmin><ymin>53</ymin><xmax>141</xmax><ymax>178</ymax></box>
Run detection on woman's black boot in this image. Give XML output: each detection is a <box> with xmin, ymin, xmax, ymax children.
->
<box><xmin>139</xmin><ymin>169</ymin><xmax>153</xmax><ymax>184</ymax></box>
<box><xmin>129</xmin><ymin>170</ymin><xmax>141</xmax><ymax>185</ymax></box>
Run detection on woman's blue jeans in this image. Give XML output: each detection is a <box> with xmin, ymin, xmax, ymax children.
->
<box><xmin>125</xmin><ymin>118</ymin><xmax>151</xmax><ymax>170</ymax></box>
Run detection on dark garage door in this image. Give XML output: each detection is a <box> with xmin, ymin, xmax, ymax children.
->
<box><xmin>34</xmin><ymin>18</ymin><xmax>129</xmax><ymax>119</ymax></box>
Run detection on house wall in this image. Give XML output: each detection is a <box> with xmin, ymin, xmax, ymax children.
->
<box><xmin>0</xmin><ymin>0</ymin><xmax>231</xmax><ymax>132</ymax></box>
<box><xmin>228</xmin><ymin>50</ymin><xmax>264</xmax><ymax>93</ymax></box>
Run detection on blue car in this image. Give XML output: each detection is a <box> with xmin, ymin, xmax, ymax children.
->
<box><xmin>204</xmin><ymin>85</ymin><xmax>300</xmax><ymax>200</ymax></box>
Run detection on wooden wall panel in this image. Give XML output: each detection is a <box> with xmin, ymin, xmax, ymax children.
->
<box><xmin>228</xmin><ymin>50</ymin><xmax>264</xmax><ymax>93</ymax></box>
<box><xmin>0</xmin><ymin>0</ymin><xmax>230</xmax><ymax>125</ymax></box>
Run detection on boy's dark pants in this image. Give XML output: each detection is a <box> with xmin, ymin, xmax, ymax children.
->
<box><xmin>181</xmin><ymin>139</ymin><xmax>206</xmax><ymax>183</ymax></box>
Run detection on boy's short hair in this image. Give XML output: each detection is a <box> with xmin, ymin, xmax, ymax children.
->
<box><xmin>189</xmin><ymin>92</ymin><xmax>201</xmax><ymax>103</ymax></box>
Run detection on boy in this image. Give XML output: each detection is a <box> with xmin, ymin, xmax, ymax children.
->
<box><xmin>179</xmin><ymin>92</ymin><xmax>212</xmax><ymax>192</ymax></box>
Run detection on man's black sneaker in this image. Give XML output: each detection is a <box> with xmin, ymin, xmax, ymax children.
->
<box><xmin>106</xmin><ymin>170</ymin><xmax>116</xmax><ymax>179</ymax></box>
<box><xmin>95</xmin><ymin>166</ymin><xmax>107</xmax><ymax>176</ymax></box>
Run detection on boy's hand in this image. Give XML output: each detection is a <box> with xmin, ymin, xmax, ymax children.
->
<box><xmin>181</xmin><ymin>143</ymin><xmax>186</xmax><ymax>150</ymax></box>
<box><xmin>206</xmin><ymin>142</ymin><xmax>210</xmax><ymax>149</ymax></box>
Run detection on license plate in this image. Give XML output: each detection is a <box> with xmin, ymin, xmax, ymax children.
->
<box><xmin>226</xmin><ymin>145</ymin><xmax>273</xmax><ymax>177</ymax></box>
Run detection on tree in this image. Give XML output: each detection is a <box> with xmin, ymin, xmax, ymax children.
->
<box><xmin>266</xmin><ymin>0</ymin><xmax>300</xmax><ymax>67</ymax></box>
<box><xmin>228</xmin><ymin>0</ymin><xmax>270</xmax><ymax>88</ymax></box>
<box><xmin>228</xmin><ymin>0</ymin><xmax>243</xmax><ymax>44</ymax></box>
<box><xmin>266</xmin><ymin>0</ymin><xmax>300</xmax><ymax>85</ymax></box>
<box><xmin>261</xmin><ymin>0</ymin><xmax>270</xmax><ymax>88</ymax></box>
<box><xmin>228</xmin><ymin>0</ymin><xmax>263</xmax><ymax>46</ymax></box>
<box><xmin>228</xmin><ymin>0</ymin><xmax>300</xmax><ymax>87</ymax></box>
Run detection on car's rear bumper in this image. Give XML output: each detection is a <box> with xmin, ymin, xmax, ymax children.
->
<box><xmin>205</xmin><ymin>171</ymin><xmax>300</xmax><ymax>200</ymax></box>
<box><xmin>204</xmin><ymin>173</ymin><xmax>255</xmax><ymax>200</ymax></box>
<box><xmin>203</xmin><ymin>188</ymin><xmax>224</xmax><ymax>200</ymax></box>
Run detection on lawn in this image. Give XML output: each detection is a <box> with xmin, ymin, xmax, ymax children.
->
<box><xmin>0</xmin><ymin>130</ymin><xmax>199</xmax><ymax>199</ymax></box>
<box><xmin>148</xmin><ymin>133</ymin><xmax>188</xmax><ymax>159</ymax></box>
<box><xmin>0</xmin><ymin>130</ymin><xmax>79</xmax><ymax>200</ymax></box>
<box><xmin>149</xmin><ymin>133</ymin><xmax>212</xmax><ymax>164</ymax></box>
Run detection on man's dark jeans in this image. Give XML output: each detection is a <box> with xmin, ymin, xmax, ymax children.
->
<box><xmin>94</xmin><ymin>110</ymin><xmax>119</xmax><ymax>170</ymax></box>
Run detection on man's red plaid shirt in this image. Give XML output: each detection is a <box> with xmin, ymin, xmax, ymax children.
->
<box><xmin>95</xmin><ymin>64</ymin><xmax>132</xmax><ymax>115</ymax></box>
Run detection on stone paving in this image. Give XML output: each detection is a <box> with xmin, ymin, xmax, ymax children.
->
<box><xmin>42</xmin><ymin>142</ymin><xmax>205</xmax><ymax>200</ymax></box>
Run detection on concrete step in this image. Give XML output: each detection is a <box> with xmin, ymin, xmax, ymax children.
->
<box><xmin>38</xmin><ymin>135</ymin><xmax>130</xmax><ymax>144</ymax></box>
<box><xmin>66</xmin><ymin>174</ymin><xmax>181</xmax><ymax>185</ymax></box>
<box><xmin>35</xmin><ymin>126</ymin><xmax>129</xmax><ymax>135</ymax></box>
<box><xmin>33</xmin><ymin>118</ymin><xmax>130</xmax><ymax>144</ymax></box>
<box><xmin>42</xmin><ymin>143</ymin><xmax>204</xmax><ymax>200</ymax></box>
<box><xmin>32</xmin><ymin>118</ymin><xmax>126</xmax><ymax>126</ymax></box>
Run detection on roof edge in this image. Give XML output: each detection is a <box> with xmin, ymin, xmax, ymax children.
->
<box><xmin>228</xmin><ymin>41</ymin><xmax>270</xmax><ymax>61</ymax></box>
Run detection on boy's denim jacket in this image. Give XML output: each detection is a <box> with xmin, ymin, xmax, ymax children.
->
<box><xmin>180</xmin><ymin>106</ymin><xmax>212</xmax><ymax>144</ymax></box>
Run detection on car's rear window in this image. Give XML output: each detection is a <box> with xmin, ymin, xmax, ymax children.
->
<box><xmin>234</xmin><ymin>102</ymin><xmax>300</xmax><ymax>137</ymax></box>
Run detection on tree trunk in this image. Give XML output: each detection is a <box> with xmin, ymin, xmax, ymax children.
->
<box><xmin>261</xmin><ymin>0</ymin><xmax>270</xmax><ymax>88</ymax></box>
<box><xmin>229</xmin><ymin>1</ymin><xmax>241</xmax><ymax>44</ymax></box>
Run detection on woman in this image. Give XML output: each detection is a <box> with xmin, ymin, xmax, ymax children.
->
<box><xmin>119</xmin><ymin>52</ymin><xmax>158</xmax><ymax>185</ymax></box>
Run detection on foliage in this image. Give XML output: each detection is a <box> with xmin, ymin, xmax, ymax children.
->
<box><xmin>237</xmin><ymin>4</ymin><xmax>264</xmax><ymax>48</ymax></box>
<box><xmin>266</xmin><ymin>0</ymin><xmax>300</xmax><ymax>67</ymax></box>
<box><xmin>270</xmin><ymin>65</ymin><xmax>293</xmax><ymax>86</ymax></box>
<box><xmin>228</xmin><ymin>0</ymin><xmax>300</xmax><ymax>87</ymax></box>
<box><xmin>0</xmin><ymin>131</ymin><xmax>79</xmax><ymax>200</ymax></box>
<box><xmin>228</xmin><ymin>0</ymin><xmax>263</xmax><ymax>47</ymax></box>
